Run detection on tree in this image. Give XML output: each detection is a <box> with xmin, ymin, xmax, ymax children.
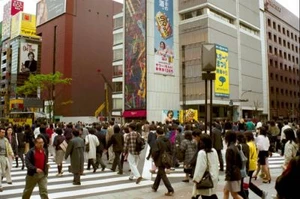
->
<box><xmin>17</xmin><ymin>72</ymin><xmax>72</xmax><ymax>121</ymax></box>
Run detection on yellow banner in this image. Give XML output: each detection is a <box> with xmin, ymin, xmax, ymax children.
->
<box><xmin>95</xmin><ymin>102</ymin><xmax>105</xmax><ymax>117</ymax></box>
<box><xmin>10</xmin><ymin>12</ymin><xmax>40</xmax><ymax>39</ymax></box>
<box><xmin>8</xmin><ymin>118</ymin><xmax>32</xmax><ymax>126</ymax></box>
<box><xmin>215</xmin><ymin>45</ymin><xmax>229</xmax><ymax>97</ymax></box>
<box><xmin>179</xmin><ymin>109</ymin><xmax>198</xmax><ymax>123</ymax></box>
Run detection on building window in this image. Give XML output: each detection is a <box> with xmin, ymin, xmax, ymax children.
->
<box><xmin>280</xmin><ymin>62</ymin><xmax>283</xmax><ymax>69</ymax></box>
<box><xmin>287</xmin><ymin>42</ymin><xmax>290</xmax><ymax>49</ymax></box>
<box><xmin>181</xmin><ymin>9</ymin><xmax>203</xmax><ymax>20</ymax></box>
<box><xmin>287</xmin><ymin>30</ymin><xmax>290</xmax><ymax>37</ymax></box>
<box><xmin>275</xmin><ymin>61</ymin><xmax>278</xmax><ymax>68</ymax></box>
<box><xmin>273</xmin><ymin>21</ymin><xmax>276</xmax><ymax>29</ymax></box>
<box><xmin>277</xmin><ymin>24</ymin><xmax>281</xmax><ymax>32</ymax></box>
<box><xmin>288</xmin><ymin>54</ymin><xmax>291</xmax><ymax>61</ymax></box>
<box><xmin>283</xmin><ymin>27</ymin><xmax>285</xmax><ymax>34</ymax></box>
<box><xmin>269</xmin><ymin>45</ymin><xmax>273</xmax><ymax>53</ymax></box>
<box><xmin>284</xmin><ymin>52</ymin><xmax>287</xmax><ymax>59</ymax></box>
<box><xmin>284</xmin><ymin>76</ymin><xmax>287</xmax><ymax>82</ymax></box>
<box><xmin>274</xmin><ymin>48</ymin><xmax>277</xmax><ymax>55</ymax></box>
<box><xmin>270</xmin><ymin>59</ymin><xmax>273</xmax><ymax>66</ymax></box>
<box><xmin>113</xmin><ymin>49</ymin><xmax>123</xmax><ymax>61</ymax></box>
<box><xmin>283</xmin><ymin>40</ymin><xmax>286</xmax><ymax>47</ymax></box>
<box><xmin>281</xmin><ymin>76</ymin><xmax>283</xmax><ymax>82</ymax></box>
<box><xmin>268</xmin><ymin>32</ymin><xmax>272</xmax><ymax>40</ymax></box>
<box><xmin>296</xmin><ymin>46</ymin><xmax>298</xmax><ymax>53</ymax></box>
<box><xmin>273</xmin><ymin>35</ymin><xmax>277</xmax><ymax>42</ymax></box>
<box><xmin>267</xmin><ymin>18</ymin><xmax>271</xmax><ymax>26</ymax></box>
<box><xmin>271</xmin><ymin>87</ymin><xmax>274</xmax><ymax>93</ymax></box>
<box><xmin>113</xmin><ymin>32</ymin><xmax>123</xmax><ymax>45</ymax></box>
<box><xmin>113</xmin><ymin>65</ymin><xmax>123</xmax><ymax>76</ymax></box>
<box><xmin>113</xmin><ymin>98</ymin><xmax>123</xmax><ymax>109</ymax></box>
<box><xmin>276</xmin><ymin>74</ymin><xmax>278</xmax><ymax>80</ymax></box>
<box><xmin>240</xmin><ymin>23</ymin><xmax>259</xmax><ymax>36</ymax></box>
<box><xmin>271</xmin><ymin>100</ymin><xmax>274</xmax><ymax>108</ymax></box>
<box><xmin>113</xmin><ymin>17</ymin><xmax>123</xmax><ymax>29</ymax></box>
<box><xmin>278</xmin><ymin>37</ymin><xmax>282</xmax><ymax>45</ymax></box>
<box><xmin>281</xmin><ymin>102</ymin><xmax>284</xmax><ymax>108</ymax></box>
<box><xmin>296</xmin><ymin>58</ymin><xmax>299</xmax><ymax>64</ymax></box>
<box><xmin>279</xmin><ymin>50</ymin><xmax>282</xmax><ymax>57</ymax></box>
<box><xmin>284</xmin><ymin>64</ymin><xmax>287</xmax><ymax>70</ymax></box>
<box><xmin>289</xmin><ymin>66</ymin><xmax>291</xmax><ymax>72</ymax></box>
<box><xmin>291</xmin><ymin>32</ymin><xmax>293</xmax><ymax>39</ymax></box>
<box><xmin>295</xmin><ymin>36</ymin><xmax>298</xmax><ymax>42</ymax></box>
<box><xmin>270</xmin><ymin>73</ymin><xmax>273</xmax><ymax>80</ymax></box>
<box><xmin>113</xmin><ymin>82</ymin><xmax>123</xmax><ymax>93</ymax></box>
<box><xmin>280</xmin><ymin>89</ymin><xmax>283</xmax><ymax>94</ymax></box>
<box><xmin>292</xmin><ymin>55</ymin><xmax>295</xmax><ymax>63</ymax></box>
<box><xmin>292</xmin><ymin>44</ymin><xmax>294</xmax><ymax>51</ymax></box>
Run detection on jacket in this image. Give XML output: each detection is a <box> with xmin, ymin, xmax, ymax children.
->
<box><xmin>95</xmin><ymin>131</ymin><xmax>106</xmax><ymax>152</ymax></box>
<box><xmin>107</xmin><ymin>132</ymin><xmax>124</xmax><ymax>153</ymax></box>
<box><xmin>225</xmin><ymin>143</ymin><xmax>242</xmax><ymax>181</ymax></box>
<box><xmin>151</xmin><ymin>136</ymin><xmax>172</xmax><ymax>167</ymax></box>
<box><xmin>212</xmin><ymin>127</ymin><xmax>223</xmax><ymax>150</ymax></box>
<box><xmin>25</xmin><ymin>147</ymin><xmax>48</xmax><ymax>176</ymax></box>
<box><xmin>247</xmin><ymin>141</ymin><xmax>258</xmax><ymax>171</ymax></box>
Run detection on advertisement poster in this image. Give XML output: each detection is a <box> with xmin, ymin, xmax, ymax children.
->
<box><xmin>36</xmin><ymin>0</ymin><xmax>66</xmax><ymax>26</ymax></box>
<box><xmin>154</xmin><ymin>0</ymin><xmax>174</xmax><ymax>75</ymax></box>
<box><xmin>179</xmin><ymin>109</ymin><xmax>198</xmax><ymax>123</ymax></box>
<box><xmin>162</xmin><ymin>110</ymin><xmax>179</xmax><ymax>123</ymax></box>
<box><xmin>19</xmin><ymin>42</ymin><xmax>38</xmax><ymax>74</ymax></box>
<box><xmin>11</xmin><ymin>13</ymin><xmax>39</xmax><ymax>40</ymax></box>
<box><xmin>11</xmin><ymin>0</ymin><xmax>24</xmax><ymax>16</ymax></box>
<box><xmin>2</xmin><ymin>2</ymin><xmax>12</xmax><ymax>41</ymax></box>
<box><xmin>124</xmin><ymin>0</ymin><xmax>146</xmax><ymax>110</ymax></box>
<box><xmin>215</xmin><ymin>45</ymin><xmax>230</xmax><ymax>98</ymax></box>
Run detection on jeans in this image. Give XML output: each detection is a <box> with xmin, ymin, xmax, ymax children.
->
<box><xmin>22</xmin><ymin>173</ymin><xmax>48</xmax><ymax>199</ymax></box>
<box><xmin>152</xmin><ymin>166</ymin><xmax>173</xmax><ymax>192</ymax></box>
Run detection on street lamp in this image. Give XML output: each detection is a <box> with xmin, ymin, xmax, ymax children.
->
<box><xmin>241</xmin><ymin>89</ymin><xmax>252</xmax><ymax>99</ymax></box>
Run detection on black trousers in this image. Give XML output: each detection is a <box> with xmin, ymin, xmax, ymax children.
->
<box><xmin>192</xmin><ymin>194</ymin><xmax>218</xmax><ymax>199</ymax></box>
<box><xmin>152</xmin><ymin>166</ymin><xmax>173</xmax><ymax>192</ymax></box>
<box><xmin>111</xmin><ymin>152</ymin><xmax>122</xmax><ymax>171</ymax></box>
<box><xmin>216</xmin><ymin>149</ymin><xmax>224</xmax><ymax>171</ymax></box>
<box><xmin>248</xmin><ymin>170</ymin><xmax>263</xmax><ymax>197</ymax></box>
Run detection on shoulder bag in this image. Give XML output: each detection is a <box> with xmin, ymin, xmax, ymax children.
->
<box><xmin>196</xmin><ymin>151</ymin><xmax>214</xmax><ymax>189</ymax></box>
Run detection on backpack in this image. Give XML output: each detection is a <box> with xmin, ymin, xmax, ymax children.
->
<box><xmin>135</xmin><ymin>132</ymin><xmax>145</xmax><ymax>152</ymax></box>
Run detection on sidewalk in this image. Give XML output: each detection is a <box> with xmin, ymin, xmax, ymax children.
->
<box><xmin>93</xmin><ymin>169</ymin><xmax>282</xmax><ymax>199</ymax></box>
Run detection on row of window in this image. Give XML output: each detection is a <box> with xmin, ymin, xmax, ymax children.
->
<box><xmin>270</xmin><ymin>73</ymin><xmax>299</xmax><ymax>85</ymax></box>
<box><xmin>268</xmin><ymin>32</ymin><xmax>299</xmax><ymax>53</ymax></box>
<box><xmin>270</xmin><ymin>100</ymin><xmax>299</xmax><ymax>110</ymax></box>
<box><xmin>267</xmin><ymin>18</ymin><xmax>299</xmax><ymax>42</ymax></box>
<box><xmin>268</xmin><ymin>45</ymin><xmax>299</xmax><ymax>64</ymax></box>
<box><xmin>269</xmin><ymin>59</ymin><xmax>299</xmax><ymax>74</ymax></box>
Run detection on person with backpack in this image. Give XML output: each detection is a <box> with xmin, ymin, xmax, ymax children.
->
<box><xmin>123</xmin><ymin>123</ymin><xmax>142</xmax><ymax>184</ymax></box>
<box><xmin>151</xmin><ymin>127</ymin><xmax>174</xmax><ymax>196</ymax></box>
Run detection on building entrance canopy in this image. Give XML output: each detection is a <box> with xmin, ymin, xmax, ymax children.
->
<box><xmin>123</xmin><ymin>110</ymin><xmax>146</xmax><ymax>118</ymax></box>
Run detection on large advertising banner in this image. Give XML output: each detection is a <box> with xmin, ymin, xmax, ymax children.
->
<box><xmin>179</xmin><ymin>109</ymin><xmax>198</xmax><ymax>123</ymax></box>
<box><xmin>215</xmin><ymin>45</ymin><xmax>230</xmax><ymax>98</ymax></box>
<box><xmin>36</xmin><ymin>0</ymin><xmax>66</xmax><ymax>26</ymax></box>
<box><xmin>162</xmin><ymin>110</ymin><xmax>179</xmax><ymax>123</ymax></box>
<box><xmin>11</xmin><ymin>13</ymin><xmax>39</xmax><ymax>40</ymax></box>
<box><xmin>19</xmin><ymin>42</ymin><xmax>39</xmax><ymax>74</ymax></box>
<box><xmin>154</xmin><ymin>0</ymin><xmax>174</xmax><ymax>76</ymax></box>
<box><xmin>124</xmin><ymin>0</ymin><xmax>146</xmax><ymax>110</ymax></box>
<box><xmin>2</xmin><ymin>2</ymin><xmax>12</xmax><ymax>41</ymax></box>
<box><xmin>11</xmin><ymin>0</ymin><xmax>24</xmax><ymax>16</ymax></box>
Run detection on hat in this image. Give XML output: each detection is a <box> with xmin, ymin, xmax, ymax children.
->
<box><xmin>256</xmin><ymin>122</ymin><xmax>262</xmax><ymax>129</ymax></box>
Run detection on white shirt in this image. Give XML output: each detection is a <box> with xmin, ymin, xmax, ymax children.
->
<box><xmin>34</xmin><ymin>127</ymin><xmax>40</xmax><ymax>138</ymax></box>
<box><xmin>256</xmin><ymin>135</ymin><xmax>270</xmax><ymax>151</ymax></box>
<box><xmin>281</xmin><ymin>125</ymin><xmax>291</xmax><ymax>140</ymax></box>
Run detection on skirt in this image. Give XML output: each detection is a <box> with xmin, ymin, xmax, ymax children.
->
<box><xmin>224</xmin><ymin>180</ymin><xmax>241</xmax><ymax>193</ymax></box>
<box><xmin>55</xmin><ymin>150</ymin><xmax>65</xmax><ymax>164</ymax></box>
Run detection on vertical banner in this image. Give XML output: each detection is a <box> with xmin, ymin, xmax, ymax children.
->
<box><xmin>124</xmin><ymin>0</ymin><xmax>146</xmax><ymax>110</ymax></box>
<box><xmin>215</xmin><ymin>45</ymin><xmax>230</xmax><ymax>98</ymax></box>
<box><xmin>154</xmin><ymin>0</ymin><xmax>174</xmax><ymax>75</ymax></box>
<box><xmin>11</xmin><ymin>0</ymin><xmax>24</xmax><ymax>16</ymax></box>
<box><xmin>19</xmin><ymin>42</ymin><xmax>39</xmax><ymax>74</ymax></box>
<box><xmin>2</xmin><ymin>2</ymin><xmax>12</xmax><ymax>41</ymax></box>
<box><xmin>162</xmin><ymin>110</ymin><xmax>179</xmax><ymax>123</ymax></box>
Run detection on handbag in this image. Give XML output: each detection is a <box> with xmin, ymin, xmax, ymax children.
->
<box><xmin>59</xmin><ymin>140</ymin><xmax>68</xmax><ymax>152</ymax></box>
<box><xmin>238</xmin><ymin>144</ymin><xmax>248</xmax><ymax>178</ymax></box>
<box><xmin>85</xmin><ymin>136</ymin><xmax>90</xmax><ymax>152</ymax></box>
<box><xmin>196</xmin><ymin>152</ymin><xmax>214</xmax><ymax>189</ymax></box>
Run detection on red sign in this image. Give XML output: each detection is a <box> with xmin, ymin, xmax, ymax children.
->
<box><xmin>11</xmin><ymin>0</ymin><xmax>24</xmax><ymax>16</ymax></box>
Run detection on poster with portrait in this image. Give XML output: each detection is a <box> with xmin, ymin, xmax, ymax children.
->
<box><xmin>124</xmin><ymin>0</ymin><xmax>146</xmax><ymax>110</ymax></box>
<box><xmin>36</xmin><ymin>0</ymin><xmax>66</xmax><ymax>26</ymax></box>
<box><xmin>19</xmin><ymin>42</ymin><xmax>38</xmax><ymax>74</ymax></box>
<box><xmin>179</xmin><ymin>109</ymin><xmax>198</xmax><ymax>123</ymax></box>
<box><xmin>154</xmin><ymin>0</ymin><xmax>174</xmax><ymax>76</ymax></box>
<box><xmin>162</xmin><ymin>110</ymin><xmax>179</xmax><ymax>123</ymax></box>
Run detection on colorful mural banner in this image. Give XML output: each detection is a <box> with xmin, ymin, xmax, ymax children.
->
<box><xmin>215</xmin><ymin>44</ymin><xmax>230</xmax><ymax>98</ymax></box>
<box><xmin>162</xmin><ymin>110</ymin><xmax>179</xmax><ymax>123</ymax></box>
<box><xmin>11</xmin><ymin>12</ymin><xmax>39</xmax><ymax>40</ymax></box>
<box><xmin>154</xmin><ymin>0</ymin><xmax>174</xmax><ymax>76</ymax></box>
<box><xmin>2</xmin><ymin>2</ymin><xmax>12</xmax><ymax>41</ymax></box>
<box><xmin>36</xmin><ymin>0</ymin><xmax>66</xmax><ymax>26</ymax></box>
<box><xmin>179</xmin><ymin>109</ymin><xmax>198</xmax><ymax>123</ymax></box>
<box><xmin>124</xmin><ymin>0</ymin><xmax>146</xmax><ymax>110</ymax></box>
<box><xmin>19</xmin><ymin>42</ymin><xmax>39</xmax><ymax>74</ymax></box>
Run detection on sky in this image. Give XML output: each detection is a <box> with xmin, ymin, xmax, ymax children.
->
<box><xmin>0</xmin><ymin>0</ymin><xmax>299</xmax><ymax>21</ymax></box>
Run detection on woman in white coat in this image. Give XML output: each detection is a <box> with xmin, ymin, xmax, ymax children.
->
<box><xmin>192</xmin><ymin>134</ymin><xmax>219</xmax><ymax>199</ymax></box>
<box><xmin>85</xmin><ymin>128</ymin><xmax>99</xmax><ymax>172</ymax></box>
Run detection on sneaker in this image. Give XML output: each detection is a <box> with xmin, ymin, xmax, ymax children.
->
<box><xmin>262</xmin><ymin>191</ymin><xmax>268</xmax><ymax>199</ymax></box>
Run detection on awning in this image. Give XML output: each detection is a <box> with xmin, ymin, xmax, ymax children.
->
<box><xmin>123</xmin><ymin>110</ymin><xmax>146</xmax><ymax>118</ymax></box>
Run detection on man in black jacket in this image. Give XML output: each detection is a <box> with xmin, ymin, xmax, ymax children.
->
<box><xmin>151</xmin><ymin>128</ymin><xmax>174</xmax><ymax>196</ymax></box>
<box><xmin>212</xmin><ymin>122</ymin><xmax>224</xmax><ymax>171</ymax></box>
<box><xmin>22</xmin><ymin>135</ymin><xmax>49</xmax><ymax>199</ymax></box>
<box><xmin>94</xmin><ymin>125</ymin><xmax>107</xmax><ymax>171</ymax></box>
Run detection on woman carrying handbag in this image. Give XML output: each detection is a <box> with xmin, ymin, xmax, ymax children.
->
<box><xmin>192</xmin><ymin>134</ymin><xmax>219</xmax><ymax>199</ymax></box>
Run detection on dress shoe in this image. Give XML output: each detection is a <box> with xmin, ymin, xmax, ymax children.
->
<box><xmin>21</xmin><ymin>165</ymin><xmax>24</xmax><ymax>170</ymax></box>
<box><xmin>117</xmin><ymin>171</ymin><xmax>123</xmax><ymax>175</ymax></box>
<box><xmin>165</xmin><ymin>191</ymin><xmax>174</xmax><ymax>196</ymax></box>
<box><xmin>7</xmin><ymin>182</ymin><xmax>12</xmax><ymax>184</ymax></box>
<box><xmin>182</xmin><ymin>179</ymin><xmax>189</xmax><ymax>183</ymax></box>
<box><xmin>151</xmin><ymin>186</ymin><xmax>157</xmax><ymax>192</ymax></box>
<box><xmin>101</xmin><ymin>166</ymin><xmax>106</xmax><ymax>171</ymax></box>
<box><xmin>0</xmin><ymin>187</ymin><xmax>3</xmax><ymax>192</ymax></box>
<box><xmin>136</xmin><ymin>177</ymin><xmax>143</xmax><ymax>184</ymax></box>
<box><xmin>93</xmin><ymin>168</ymin><xmax>97</xmax><ymax>173</ymax></box>
<box><xmin>110</xmin><ymin>168</ymin><xmax>116</xmax><ymax>172</ymax></box>
<box><xmin>73</xmin><ymin>182</ymin><xmax>81</xmax><ymax>185</ymax></box>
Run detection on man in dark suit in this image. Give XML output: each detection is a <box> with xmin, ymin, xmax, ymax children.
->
<box><xmin>22</xmin><ymin>52</ymin><xmax>37</xmax><ymax>73</ymax></box>
<box><xmin>212</xmin><ymin>122</ymin><xmax>224</xmax><ymax>171</ymax></box>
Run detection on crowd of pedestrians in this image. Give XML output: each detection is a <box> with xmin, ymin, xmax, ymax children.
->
<box><xmin>0</xmin><ymin>118</ymin><xmax>299</xmax><ymax>199</ymax></box>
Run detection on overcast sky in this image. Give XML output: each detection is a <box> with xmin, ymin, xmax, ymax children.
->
<box><xmin>0</xmin><ymin>0</ymin><xmax>299</xmax><ymax>22</ymax></box>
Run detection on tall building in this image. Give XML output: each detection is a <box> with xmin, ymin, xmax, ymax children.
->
<box><xmin>36</xmin><ymin>0</ymin><xmax>122</xmax><ymax>118</ymax></box>
<box><xmin>265</xmin><ymin>0</ymin><xmax>300</xmax><ymax>122</ymax></box>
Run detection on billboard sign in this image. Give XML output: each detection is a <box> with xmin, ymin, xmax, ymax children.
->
<box><xmin>215</xmin><ymin>45</ymin><xmax>230</xmax><ymax>98</ymax></box>
<box><xmin>179</xmin><ymin>109</ymin><xmax>198</xmax><ymax>123</ymax></box>
<box><xmin>11</xmin><ymin>0</ymin><xmax>24</xmax><ymax>16</ymax></box>
<box><xmin>124</xmin><ymin>0</ymin><xmax>146</xmax><ymax>110</ymax></box>
<box><xmin>154</xmin><ymin>0</ymin><xmax>174</xmax><ymax>75</ymax></box>
<box><xmin>36</xmin><ymin>0</ymin><xmax>67</xmax><ymax>26</ymax></box>
<box><xmin>2</xmin><ymin>2</ymin><xmax>12</xmax><ymax>41</ymax></box>
<box><xmin>19</xmin><ymin>42</ymin><xmax>38</xmax><ymax>74</ymax></box>
<box><xmin>11</xmin><ymin>13</ymin><xmax>39</xmax><ymax>40</ymax></box>
<box><xmin>162</xmin><ymin>110</ymin><xmax>179</xmax><ymax>123</ymax></box>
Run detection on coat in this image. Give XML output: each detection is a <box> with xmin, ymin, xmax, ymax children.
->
<box><xmin>247</xmin><ymin>141</ymin><xmax>258</xmax><ymax>171</ymax></box>
<box><xmin>95</xmin><ymin>131</ymin><xmax>106</xmax><ymax>153</ymax></box>
<box><xmin>212</xmin><ymin>127</ymin><xmax>223</xmax><ymax>150</ymax></box>
<box><xmin>107</xmin><ymin>132</ymin><xmax>124</xmax><ymax>153</ymax></box>
<box><xmin>85</xmin><ymin>134</ymin><xmax>99</xmax><ymax>159</ymax></box>
<box><xmin>65</xmin><ymin>136</ymin><xmax>84</xmax><ymax>173</ymax></box>
<box><xmin>225</xmin><ymin>143</ymin><xmax>242</xmax><ymax>181</ymax></box>
<box><xmin>192</xmin><ymin>149</ymin><xmax>219</xmax><ymax>196</ymax></box>
<box><xmin>151</xmin><ymin>136</ymin><xmax>172</xmax><ymax>167</ymax></box>
<box><xmin>180</xmin><ymin>139</ymin><xmax>197</xmax><ymax>165</ymax></box>
<box><xmin>25</xmin><ymin>147</ymin><xmax>48</xmax><ymax>176</ymax></box>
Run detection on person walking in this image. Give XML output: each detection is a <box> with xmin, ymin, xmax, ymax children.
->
<box><xmin>24</xmin><ymin>124</ymin><xmax>34</xmax><ymax>154</ymax></box>
<box><xmin>85</xmin><ymin>128</ymin><xmax>99</xmax><ymax>172</ymax></box>
<box><xmin>22</xmin><ymin>135</ymin><xmax>49</xmax><ymax>199</ymax></box>
<box><xmin>94</xmin><ymin>125</ymin><xmax>107</xmax><ymax>171</ymax></box>
<box><xmin>192</xmin><ymin>134</ymin><xmax>219</xmax><ymax>199</ymax></box>
<box><xmin>223</xmin><ymin>131</ymin><xmax>243</xmax><ymax>199</ymax></box>
<box><xmin>107</xmin><ymin>125</ymin><xmax>124</xmax><ymax>174</ymax></box>
<box><xmin>5</xmin><ymin>127</ymin><xmax>17</xmax><ymax>184</ymax></box>
<box><xmin>15</xmin><ymin>126</ymin><xmax>26</xmax><ymax>170</ymax></box>
<box><xmin>282</xmin><ymin>128</ymin><xmax>298</xmax><ymax>170</ymax></box>
<box><xmin>106</xmin><ymin>121</ymin><xmax>115</xmax><ymax>164</ymax></box>
<box><xmin>65</xmin><ymin>129</ymin><xmax>85</xmax><ymax>185</ymax></box>
<box><xmin>151</xmin><ymin>127</ymin><xmax>174</xmax><ymax>196</ymax></box>
<box><xmin>212</xmin><ymin>122</ymin><xmax>224</xmax><ymax>171</ymax></box>
<box><xmin>180</xmin><ymin>131</ymin><xmax>197</xmax><ymax>182</ymax></box>
<box><xmin>147</xmin><ymin>124</ymin><xmax>157</xmax><ymax>174</ymax></box>
<box><xmin>123</xmin><ymin>123</ymin><xmax>142</xmax><ymax>184</ymax></box>
<box><xmin>0</xmin><ymin>127</ymin><xmax>14</xmax><ymax>192</ymax></box>
<box><xmin>53</xmin><ymin>128</ymin><xmax>66</xmax><ymax>176</ymax></box>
